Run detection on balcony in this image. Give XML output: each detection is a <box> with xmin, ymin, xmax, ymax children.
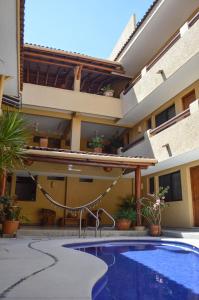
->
<box><xmin>22</xmin><ymin>83</ymin><xmax>123</xmax><ymax>119</ymax></box>
<box><xmin>122</xmin><ymin>100</ymin><xmax>199</xmax><ymax>166</ymax></box>
<box><xmin>119</xmin><ymin>11</ymin><xmax>199</xmax><ymax>125</ymax></box>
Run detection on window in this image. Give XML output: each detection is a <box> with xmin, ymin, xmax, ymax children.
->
<box><xmin>159</xmin><ymin>171</ymin><xmax>182</xmax><ymax>202</ymax></box>
<box><xmin>79</xmin><ymin>178</ymin><xmax>93</xmax><ymax>183</ymax></box>
<box><xmin>149</xmin><ymin>177</ymin><xmax>155</xmax><ymax>194</ymax></box>
<box><xmin>15</xmin><ymin>176</ymin><xmax>37</xmax><ymax>201</ymax></box>
<box><xmin>47</xmin><ymin>176</ymin><xmax>64</xmax><ymax>181</ymax></box>
<box><xmin>155</xmin><ymin>105</ymin><xmax>176</xmax><ymax>127</ymax></box>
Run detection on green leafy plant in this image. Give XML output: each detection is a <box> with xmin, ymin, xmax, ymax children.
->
<box><xmin>101</xmin><ymin>84</ymin><xmax>113</xmax><ymax>93</ymax></box>
<box><xmin>0</xmin><ymin>111</ymin><xmax>29</xmax><ymax>196</ymax></box>
<box><xmin>118</xmin><ymin>195</ymin><xmax>135</xmax><ymax>210</ymax></box>
<box><xmin>115</xmin><ymin>209</ymin><xmax>136</xmax><ymax>222</ymax></box>
<box><xmin>140</xmin><ymin>187</ymin><xmax>169</xmax><ymax>225</ymax></box>
<box><xmin>89</xmin><ymin>135</ymin><xmax>104</xmax><ymax>149</ymax></box>
<box><xmin>0</xmin><ymin>195</ymin><xmax>28</xmax><ymax>222</ymax></box>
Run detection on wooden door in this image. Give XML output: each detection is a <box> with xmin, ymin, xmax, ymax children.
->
<box><xmin>190</xmin><ymin>166</ymin><xmax>199</xmax><ymax>226</ymax></box>
<box><xmin>182</xmin><ymin>90</ymin><xmax>196</xmax><ymax>110</ymax></box>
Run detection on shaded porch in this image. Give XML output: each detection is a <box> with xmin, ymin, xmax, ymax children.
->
<box><xmin>22</xmin><ymin>146</ymin><xmax>157</xmax><ymax>232</ymax></box>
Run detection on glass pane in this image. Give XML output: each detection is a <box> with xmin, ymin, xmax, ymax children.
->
<box><xmin>171</xmin><ymin>172</ymin><xmax>182</xmax><ymax>201</ymax></box>
<box><xmin>167</xmin><ymin>105</ymin><xmax>176</xmax><ymax>120</ymax></box>
<box><xmin>149</xmin><ymin>177</ymin><xmax>155</xmax><ymax>194</ymax></box>
<box><xmin>159</xmin><ymin>174</ymin><xmax>171</xmax><ymax>201</ymax></box>
<box><xmin>15</xmin><ymin>176</ymin><xmax>37</xmax><ymax>201</ymax></box>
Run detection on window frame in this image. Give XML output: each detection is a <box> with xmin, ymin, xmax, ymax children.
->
<box><xmin>159</xmin><ymin>171</ymin><xmax>182</xmax><ymax>202</ymax></box>
<box><xmin>155</xmin><ymin>104</ymin><xmax>176</xmax><ymax>127</ymax></box>
<box><xmin>15</xmin><ymin>175</ymin><xmax>37</xmax><ymax>202</ymax></box>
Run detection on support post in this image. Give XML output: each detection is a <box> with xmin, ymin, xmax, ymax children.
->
<box><xmin>70</xmin><ymin>116</ymin><xmax>81</xmax><ymax>151</ymax></box>
<box><xmin>73</xmin><ymin>65</ymin><xmax>82</xmax><ymax>91</ymax></box>
<box><xmin>135</xmin><ymin>166</ymin><xmax>142</xmax><ymax>226</ymax></box>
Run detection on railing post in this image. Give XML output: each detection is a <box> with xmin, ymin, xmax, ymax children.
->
<box><xmin>135</xmin><ymin>166</ymin><xmax>142</xmax><ymax>226</ymax></box>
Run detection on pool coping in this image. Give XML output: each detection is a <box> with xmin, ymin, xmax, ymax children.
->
<box><xmin>0</xmin><ymin>236</ymin><xmax>199</xmax><ymax>299</ymax></box>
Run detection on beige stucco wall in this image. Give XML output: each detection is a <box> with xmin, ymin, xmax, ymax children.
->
<box><xmin>126</xmin><ymin>106</ymin><xmax>199</xmax><ymax>161</ymax></box>
<box><xmin>127</xmin><ymin>79</ymin><xmax>199</xmax><ymax>144</ymax></box>
<box><xmin>22</xmin><ymin>83</ymin><xmax>123</xmax><ymax>119</ymax></box>
<box><xmin>122</xmin><ymin>19</ymin><xmax>199</xmax><ymax>114</ymax></box>
<box><xmin>143</xmin><ymin>160</ymin><xmax>199</xmax><ymax>228</ymax></box>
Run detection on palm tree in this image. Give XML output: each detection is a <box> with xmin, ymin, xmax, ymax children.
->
<box><xmin>0</xmin><ymin>111</ymin><xmax>28</xmax><ymax>196</ymax></box>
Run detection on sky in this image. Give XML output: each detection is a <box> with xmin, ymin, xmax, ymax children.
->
<box><xmin>25</xmin><ymin>0</ymin><xmax>154</xmax><ymax>59</ymax></box>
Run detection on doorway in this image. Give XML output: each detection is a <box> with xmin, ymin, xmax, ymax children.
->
<box><xmin>190</xmin><ymin>165</ymin><xmax>199</xmax><ymax>226</ymax></box>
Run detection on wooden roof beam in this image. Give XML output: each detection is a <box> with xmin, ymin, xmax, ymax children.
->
<box><xmin>45</xmin><ymin>66</ymin><xmax>49</xmax><ymax>85</ymax></box>
<box><xmin>25</xmin><ymin>57</ymin><xmax>129</xmax><ymax>79</ymax></box>
<box><xmin>24</xmin><ymin>51</ymin><xmax>124</xmax><ymax>74</ymax></box>
<box><xmin>54</xmin><ymin>68</ymin><xmax>61</xmax><ymax>86</ymax></box>
<box><xmin>36</xmin><ymin>65</ymin><xmax>40</xmax><ymax>84</ymax></box>
<box><xmin>26</xmin><ymin>155</ymin><xmax>151</xmax><ymax>169</ymax></box>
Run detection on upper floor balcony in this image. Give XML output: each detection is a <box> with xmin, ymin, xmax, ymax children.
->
<box><xmin>22</xmin><ymin>44</ymin><xmax>131</xmax><ymax>119</ymax></box>
<box><xmin>121</xmin><ymin>99</ymin><xmax>199</xmax><ymax>171</ymax></box>
<box><xmin>119</xmin><ymin>11</ymin><xmax>199</xmax><ymax>126</ymax></box>
<box><xmin>22</xmin><ymin>83</ymin><xmax>123</xmax><ymax>119</ymax></box>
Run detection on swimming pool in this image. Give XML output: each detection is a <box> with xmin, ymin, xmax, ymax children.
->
<box><xmin>65</xmin><ymin>240</ymin><xmax>199</xmax><ymax>300</ymax></box>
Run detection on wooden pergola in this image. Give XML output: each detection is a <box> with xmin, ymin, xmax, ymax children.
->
<box><xmin>23</xmin><ymin>44</ymin><xmax>131</xmax><ymax>97</ymax></box>
<box><xmin>24</xmin><ymin>146</ymin><xmax>157</xmax><ymax>226</ymax></box>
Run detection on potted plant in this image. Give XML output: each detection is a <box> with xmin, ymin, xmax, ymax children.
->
<box><xmin>139</xmin><ymin>187</ymin><xmax>169</xmax><ymax>236</ymax></box>
<box><xmin>89</xmin><ymin>134</ymin><xmax>104</xmax><ymax>153</ymax></box>
<box><xmin>115</xmin><ymin>195</ymin><xmax>136</xmax><ymax>230</ymax></box>
<box><xmin>0</xmin><ymin>111</ymin><xmax>28</xmax><ymax>197</ymax></box>
<box><xmin>40</xmin><ymin>136</ymin><xmax>48</xmax><ymax>147</ymax></box>
<box><xmin>101</xmin><ymin>84</ymin><xmax>114</xmax><ymax>97</ymax></box>
<box><xmin>115</xmin><ymin>209</ymin><xmax>136</xmax><ymax>230</ymax></box>
<box><xmin>0</xmin><ymin>195</ymin><xmax>27</xmax><ymax>235</ymax></box>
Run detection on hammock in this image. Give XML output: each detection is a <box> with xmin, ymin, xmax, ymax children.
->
<box><xmin>27</xmin><ymin>170</ymin><xmax>125</xmax><ymax>212</ymax></box>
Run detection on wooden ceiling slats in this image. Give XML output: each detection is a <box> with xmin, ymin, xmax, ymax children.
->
<box><xmin>24</xmin><ymin>45</ymin><xmax>124</xmax><ymax>70</ymax></box>
<box><xmin>24</xmin><ymin>51</ymin><xmax>124</xmax><ymax>74</ymax></box>
<box><xmin>23</xmin><ymin>46</ymin><xmax>131</xmax><ymax>95</ymax></box>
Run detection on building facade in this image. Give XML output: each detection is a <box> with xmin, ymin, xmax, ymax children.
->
<box><xmin>0</xmin><ymin>0</ymin><xmax>199</xmax><ymax>228</ymax></box>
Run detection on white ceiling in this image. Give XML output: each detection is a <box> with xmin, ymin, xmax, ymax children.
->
<box><xmin>0</xmin><ymin>0</ymin><xmax>19</xmax><ymax>96</ymax></box>
<box><xmin>118</xmin><ymin>0</ymin><xmax>199</xmax><ymax>77</ymax></box>
<box><xmin>81</xmin><ymin>122</ymin><xmax>125</xmax><ymax>139</ymax></box>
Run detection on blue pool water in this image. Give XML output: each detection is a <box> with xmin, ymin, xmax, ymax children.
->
<box><xmin>65</xmin><ymin>240</ymin><xmax>199</xmax><ymax>300</ymax></box>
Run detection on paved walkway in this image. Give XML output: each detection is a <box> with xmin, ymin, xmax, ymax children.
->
<box><xmin>0</xmin><ymin>236</ymin><xmax>199</xmax><ymax>300</ymax></box>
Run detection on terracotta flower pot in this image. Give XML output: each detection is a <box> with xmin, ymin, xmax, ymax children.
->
<box><xmin>116</xmin><ymin>219</ymin><xmax>131</xmax><ymax>230</ymax></box>
<box><xmin>103</xmin><ymin>167</ymin><xmax>112</xmax><ymax>172</ymax></box>
<box><xmin>150</xmin><ymin>224</ymin><xmax>161</xmax><ymax>237</ymax></box>
<box><xmin>94</xmin><ymin>147</ymin><xmax>102</xmax><ymax>153</ymax></box>
<box><xmin>2</xmin><ymin>220</ymin><xmax>19</xmax><ymax>235</ymax></box>
<box><xmin>40</xmin><ymin>138</ymin><xmax>48</xmax><ymax>148</ymax></box>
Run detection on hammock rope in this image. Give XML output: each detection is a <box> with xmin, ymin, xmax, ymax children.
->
<box><xmin>26</xmin><ymin>169</ymin><xmax>125</xmax><ymax>212</ymax></box>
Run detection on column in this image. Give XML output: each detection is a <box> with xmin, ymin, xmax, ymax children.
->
<box><xmin>135</xmin><ymin>166</ymin><xmax>142</xmax><ymax>226</ymax></box>
<box><xmin>71</xmin><ymin>116</ymin><xmax>81</xmax><ymax>151</ymax></box>
<box><xmin>73</xmin><ymin>66</ymin><xmax>82</xmax><ymax>91</ymax></box>
<box><xmin>0</xmin><ymin>75</ymin><xmax>5</xmax><ymax>112</ymax></box>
